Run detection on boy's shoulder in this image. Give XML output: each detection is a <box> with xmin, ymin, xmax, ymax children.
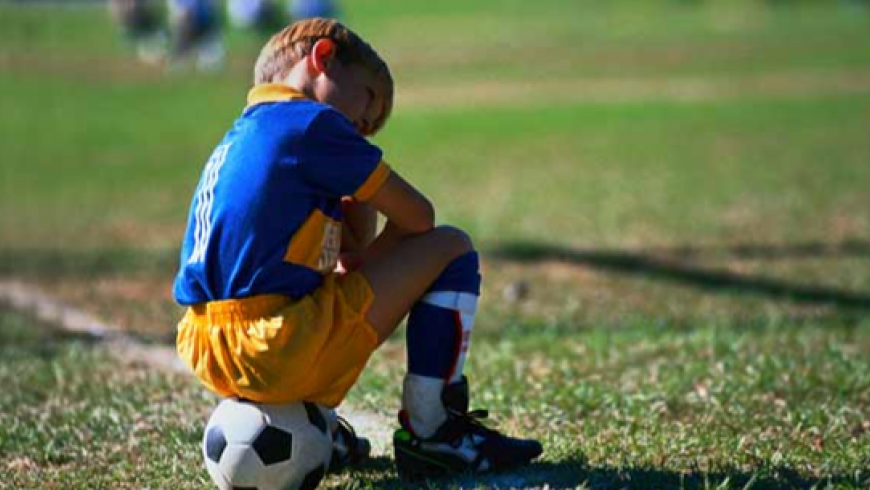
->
<box><xmin>240</xmin><ymin>84</ymin><xmax>368</xmax><ymax>147</ymax></box>
<box><xmin>244</xmin><ymin>98</ymin><xmax>350</xmax><ymax>139</ymax></box>
<box><xmin>244</xmin><ymin>97</ymin><xmax>328</xmax><ymax>124</ymax></box>
<box><xmin>245</xmin><ymin>84</ymin><xmax>333</xmax><ymax>122</ymax></box>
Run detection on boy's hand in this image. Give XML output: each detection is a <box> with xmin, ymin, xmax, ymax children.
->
<box><xmin>341</xmin><ymin>197</ymin><xmax>377</xmax><ymax>253</ymax></box>
<box><xmin>335</xmin><ymin>251</ymin><xmax>363</xmax><ymax>274</ymax></box>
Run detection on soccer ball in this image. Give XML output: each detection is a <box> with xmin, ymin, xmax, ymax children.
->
<box><xmin>202</xmin><ymin>398</ymin><xmax>334</xmax><ymax>490</ymax></box>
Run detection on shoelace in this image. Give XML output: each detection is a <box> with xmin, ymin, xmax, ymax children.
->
<box><xmin>442</xmin><ymin>409</ymin><xmax>497</xmax><ymax>441</ymax></box>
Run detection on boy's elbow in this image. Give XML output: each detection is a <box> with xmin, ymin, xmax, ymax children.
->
<box><xmin>409</xmin><ymin>199</ymin><xmax>435</xmax><ymax>233</ymax></box>
<box><xmin>371</xmin><ymin>172</ymin><xmax>436</xmax><ymax>233</ymax></box>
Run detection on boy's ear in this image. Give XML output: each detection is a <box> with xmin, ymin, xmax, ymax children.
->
<box><xmin>308</xmin><ymin>38</ymin><xmax>336</xmax><ymax>74</ymax></box>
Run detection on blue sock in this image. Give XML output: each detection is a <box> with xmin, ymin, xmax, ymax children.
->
<box><xmin>406</xmin><ymin>251</ymin><xmax>481</xmax><ymax>384</ymax></box>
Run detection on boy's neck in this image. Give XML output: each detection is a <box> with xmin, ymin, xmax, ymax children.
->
<box><xmin>278</xmin><ymin>62</ymin><xmax>317</xmax><ymax>101</ymax></box>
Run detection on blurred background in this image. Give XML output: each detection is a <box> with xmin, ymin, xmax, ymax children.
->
<box><xmin>1</xmin><ymin>0</ymin><xmax>869</xmax><ymax>336</ymax></box>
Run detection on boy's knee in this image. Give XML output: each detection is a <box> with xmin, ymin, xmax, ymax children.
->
<box><xmin>432</xmin><ymin>225</ymin><xmax>474</xmax><ymax>257</ymax></box>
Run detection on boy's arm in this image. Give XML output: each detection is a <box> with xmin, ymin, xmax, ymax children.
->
<box><xmin>368</xmin><ymin>172</ymin><xmax>434</xmax><ymax>232</ymax></box>
<box><xmin>338</xmin><ymin>198</ymin><xmax>377</xmax><ymax>272</ymax></box>
<box><xmin>360</xmin><ymin>171</ymin><xmax>435</xmax><ymax>263</ymax></box>
<box><xmin>341</xmin><ymin>197</ymin><xmax>377</xmax><ymax>251</ymax></box>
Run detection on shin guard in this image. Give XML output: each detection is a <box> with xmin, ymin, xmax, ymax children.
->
<box><xmin>402</xmin><ymin>251</ymin><xmax>480</xmax><ymax>438</ymax></box>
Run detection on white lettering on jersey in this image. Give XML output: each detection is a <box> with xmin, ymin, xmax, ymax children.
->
<box><xmin>188</xmin><ymin>143</ymin><xmax>232</xmax><ymax>265</ymax></box>
<box><xmin>318</xmin><ymin>219</ymin><xmax>342</xmax><ymax>273</ymax></box>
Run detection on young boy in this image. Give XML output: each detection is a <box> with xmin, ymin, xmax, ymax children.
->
<box><xmin>173</xmin><ymin>18</ymin><xmax>542</xmax><ymax>480</ymax></box>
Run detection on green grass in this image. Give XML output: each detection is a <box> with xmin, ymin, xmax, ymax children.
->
<box><xmin>2</xmin><ymin>0</ymin><xmax>870</xmax><ymax>488</ymax></box>
<box><xmin>351</xmin><ymin>323</ymin><xmax>870</xmax><ymax>489</ymax></box>
<box><xmin>0</xmin><ymin>310</ymin><xmax>212</xmax><ymax>489</ymax></box>
<box><xmin>385</xmin><ymin>96</ymin><xmax>870</xmax><ymax>245</ymax></box>
<box><xmin>3</xmin><ymin>310</ymin><xmax>869</xmax><ymax>489</ymax></box>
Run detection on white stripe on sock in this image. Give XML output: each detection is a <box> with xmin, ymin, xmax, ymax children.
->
<box><xmin>421</xmin><ymin>291</ymin><xmax>478</xmax><ymax>314</ymax></box>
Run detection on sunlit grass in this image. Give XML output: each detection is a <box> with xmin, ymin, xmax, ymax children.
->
<box><xmin>3</xmin><ymin>310</ymin><xmax>868</xmax><ymax>489</ymax></box>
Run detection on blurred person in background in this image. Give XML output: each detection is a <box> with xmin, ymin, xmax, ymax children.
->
<box><xmin>167</xmin><ymin>0</ymin><xmax>224</xmax><ymax>71</ymax></box>
<box><xmin>224</xmin><ymin>0</ymin><xmax>341</xmax><ymax>53</ymax></box>
<box><xmin>227</xmin><ymin>0</ymin><xmax>285</xmax><ymax>36</ymax></box>
<box><xmin>288</xmin><ymin>0</ymin><xmax>339</xmax><ymax>20</ymax></box>
<box><xmin>108</xmin><ymin>0</ymin><xmax>167</xmax><ymax>65</ymax></box>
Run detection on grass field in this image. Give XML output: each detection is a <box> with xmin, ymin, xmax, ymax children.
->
<box><xmin>2</xmin><ymin>0</ymin><xmax>870</xmax><ymax>488</ymax></box>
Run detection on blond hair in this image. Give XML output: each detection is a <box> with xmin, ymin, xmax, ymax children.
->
<box><xmin>254</xmin><ymin>18</ymin><xmax>393</xmax><ymax>134</ymax></box>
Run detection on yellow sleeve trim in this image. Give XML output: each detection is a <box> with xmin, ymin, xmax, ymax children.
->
<box><xmin>353</xmin><ymin>161</ymin><xmax>391</xmax><ymax>202</ymax></box>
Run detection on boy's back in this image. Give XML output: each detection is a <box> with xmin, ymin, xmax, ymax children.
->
<box><xmin>174</xmin><ymin>86</ymin><xmax>387</xmax><ymax>304</ymax></box>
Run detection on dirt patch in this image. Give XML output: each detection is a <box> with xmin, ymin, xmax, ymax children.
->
<box><xmin>0</xmin><ymin>52</ymin><xmax>166</xmax><ymax>83</ymax></box>
<box><xmin>42</xmin><ymin>276</ymin><xmax>180</xmax><ymax>341</ymax></box>
<box><xmin>396</xmin><ymin>69</ymin><xmax>870</xmax><ymax>110</ymax></box>
<box><xmin>5</xmin><ymin>49</ymin><xmax>869</xmax><ymax>109</ymax></box>
<box><xmin>0</xmin><ymin>51</ymin><xmax>253</xmax><ymax>84</ymax></box>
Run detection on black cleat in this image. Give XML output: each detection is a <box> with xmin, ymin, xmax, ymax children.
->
<box><xmin>393</xmin><ymin>378</ymin><xmax>542</xmax><ymax>481</ymax></box>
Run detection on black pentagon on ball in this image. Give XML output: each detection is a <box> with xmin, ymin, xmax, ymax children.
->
<box><xmin>252</xmin><ymin>425</ymin><xmax>294</xmax><ymax>465</ymax></box>
<box><xmin>205</xmin><ymin>426</ymin><xmax>228</xmax><ymax>463</ymax></box>
<box><xmin>303</xmin><ymin>402</ymin><xmax>328</xmax><ymax>435</ymax></box>
<box><xmin>299</xmin><ymin>464</ymin><xmax>325</xmax><ymax>490</ymax></box>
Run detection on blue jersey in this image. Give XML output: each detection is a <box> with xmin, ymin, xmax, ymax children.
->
<box><xmin>173</xmin><ymin>84</ymin><xmax>390</xmax><ymax>305</ymax></box>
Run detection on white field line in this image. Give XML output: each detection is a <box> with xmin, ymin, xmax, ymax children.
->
<box><xmin>0</xmin><ymin>280</ymin><xmax>395</xmax><ymax>455</ymax></box>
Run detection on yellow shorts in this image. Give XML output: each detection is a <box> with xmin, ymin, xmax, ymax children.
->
<box><xmin>176</xmin><ymin>271</ymin><xmax>379</xmax><ymax>407</ymax></box>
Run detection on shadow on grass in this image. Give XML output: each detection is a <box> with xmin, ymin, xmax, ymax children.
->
<box><xmin>577</xmin><ymin>463</ymin><xmax>863</xmax><ymax>490</ymax></box>
<box><xmin>649</xmin><ymin>239</ymin><xmax>870</xmax><ymax>261</ymax></box>
<box><xmin>0</xmin><ymin>306</ymin><xmax>102</xmax><ymax>360</ymax></box>
<box><xmin>6</xmin><ymin>239</ymin><xmax>870</xmax><ymax>305</ymax></box>
<box><xmin>343</xmin><ymin>455</ymin><xmax>864</xmax><ymax>489</ymax></box>
<box><xmin>576</xmin><ymin>464</ymin><xmax>865</xmax><ymax>490</ymax></box>
<box><xmin>490</xmin><ymin>240</ymin><xmax>870</xmax><ymax>312</ymax></box>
